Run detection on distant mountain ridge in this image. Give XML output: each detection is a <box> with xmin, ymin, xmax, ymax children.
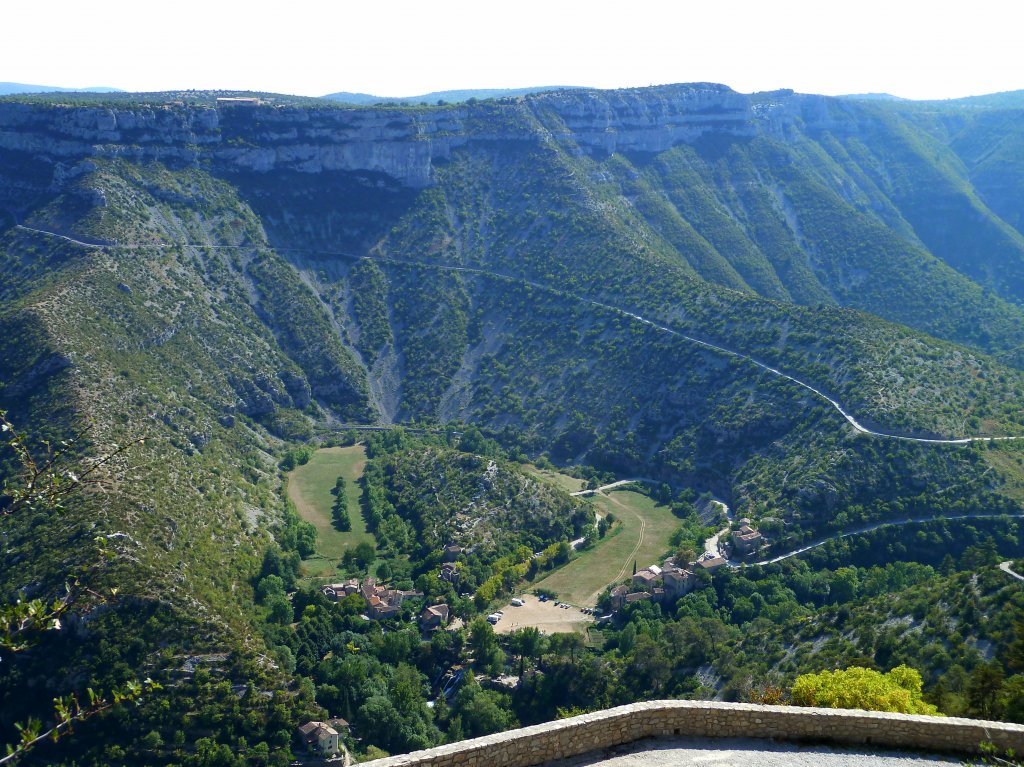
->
<box><xmin>321</xmin><ymin>85</ymin><xmax>581</xmax><ymax>104</ymax></box>
<box><xmin>839</xmin><ymin>92</ymin><xmax>908</xmax><ymax>101</ymax></box>
<box><xmin>0</xmin><ymin>81</ymin><xmax>123</xmax><ymax>95</ymax></box>
<box><xmin>941</xmin><ymin>89</ymin><xmax>1024</xmax><ymax>108</ymax></box>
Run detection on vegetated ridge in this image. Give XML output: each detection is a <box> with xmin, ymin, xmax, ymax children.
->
<box><xmin>4</xmin><ymin>82</ymin><xmax>1024</xmax><ymax>763</ymax></box>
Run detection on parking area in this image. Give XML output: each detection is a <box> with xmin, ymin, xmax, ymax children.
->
<box><xmin>492</xmin><ymin>594</ymin><xmax>595</xmax><ymax>634</ymax></box>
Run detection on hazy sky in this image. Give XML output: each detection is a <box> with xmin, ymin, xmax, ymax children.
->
<box><xmin>4</xmin><ymin>1</ymin><xmax>1021</xmax><ymax>99</ymax></box>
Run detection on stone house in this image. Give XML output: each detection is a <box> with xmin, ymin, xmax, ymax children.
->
<box><xmin>632</xmin><ymin>567</ymin><xmax>661</xmax><ymax>588</ymax></box>
<box><xmin>610</xmin><ymin>584</ymin><xmax>629</xmax><ymax>610</ymax></box>
<box><xmin>297</xmin><ymin>721</ymin><xmax>340</xmax><ymax>756</ymax></box>
<box><xmin>420</xmin><ymin>603</ymin><xmax>450</xmax><ymax>630</ymax></box>
<box><xmin>696</xmin><ymin>553</ymin><xmax>727</xmax><ymax>571</ymax></box>
<box><xmin>367</xmin><ymin>594</ymin><xmax>401</xmax><ymax>620</ymax></box>
<box><xmin>321</xmin><ymin>578</ymin><xmax>361</xmax><ymax>601</ymax></box>
<box><xmin>326</xmin><ymin>717</ymin><xmax>350</xmax><ymax>734</ymax></box>
<box><xmin>732</xmin><ymin>524</ymin><xmax>764</xmax><ymax>557</ymax></box>
<box><xmin>662</xmin><ymin>566</ymin><xmax>696</xmax><ymax>599</ymax></box>
<box><xmin>323</xmin><ymin>578</ymin><xmax>422</xmax><ymax>619</ymax></box>
<box><xmin>440</xmin><ymin>562</ymin><xmax>460</xmax><ymax>586</ymax></box>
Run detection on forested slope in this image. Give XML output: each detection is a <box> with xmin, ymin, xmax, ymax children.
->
<box><xmin>3</xmin><ymin>83</ymin><xmax>1024</xmax><ymax>763</ymax></box>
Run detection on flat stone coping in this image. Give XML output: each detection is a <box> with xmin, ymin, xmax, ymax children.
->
<box><xmin>363</xmin><ymin>700</ymin><xmax>1024</xmax><ymax>767</ymax></box>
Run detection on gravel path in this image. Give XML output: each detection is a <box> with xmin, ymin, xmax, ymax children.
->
<box><xmin>548</xmin><ymin>737</ymin><xmax>963</xmax><ymax>767</ymax></box>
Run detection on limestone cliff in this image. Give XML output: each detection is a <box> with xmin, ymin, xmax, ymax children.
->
<box><xmin>0</xmin><ymin>84</ymin><xmax>837</xmax><ymax>189</ymax></box>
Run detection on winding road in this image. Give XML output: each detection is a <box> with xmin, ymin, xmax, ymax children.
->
<box><xmin>743</xmin><ymin>512</ymin><xmax>1024</xmax><ymax>567</ymax></box>
<box><xmin>11</xmin><ymin>223</ymin><xmax>1023</xmax><ymax>446</ymax></box>
<box><xmin>565</xmin><ymin>483</ymin><xmax>1024</xmax><ymax>573</ymax></box>
<box><xmin>15</xmin><ymin>224</ymin><xmax>1024</xmax><ymax>605</ymax></box>
<box><xmin>570</xmin><ymin>479</ymin><xmax>657</xmax><ymax>497</ymax></box>
<box><xmin>561</xmin><ymin>477</ymin><xmax>1024</xmax><ymax>581</ymax></box>
<box><xmin>565</xmin><ymin>481</ymin><xmax>653</xmax><ymax>594</ymax></box>
<box><xmin>999</xmin><ymin>560</ymin><xmax>1024</xmax><ymax>582</ymax></box>
<box><xmin>704</xmin><ymin>500</ymin><xmax>734</xmax><ymax>559</ymax></box>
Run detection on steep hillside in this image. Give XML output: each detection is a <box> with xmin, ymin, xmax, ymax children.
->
<box><xmin>5</xmin><ymin>84</ymin><xmax>1024</xmax><ymax>356</ymax></box>
<box><xmin>362</xmin><ymin>444</ymin><xmax>588</xmax><ymax>556</ymax></box>
<box><xmin>949</xmin><ymin>108</ymin><xmax>1024</xmax><ymax>236</ymax></box>
<box><xmin>4</xmin><ymin>83</ymin><xmax>1024</xmax><ymax>762</ymax></box>
<box><xmin>2</xmin><ymin>98</ymin><xmax>1023</xmax><ymax>546</ymax></box>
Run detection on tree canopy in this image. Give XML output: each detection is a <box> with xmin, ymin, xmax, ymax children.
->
<box><xmin>791</xmin><ymin>665</ymin><xmax>940</xmax><ymax>715</ymax></box>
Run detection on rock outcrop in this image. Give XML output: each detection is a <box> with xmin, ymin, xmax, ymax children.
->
<box><xmin>0</xmin><ymin>84</ymin><xmax>844</xmax><ymax>188</ymax></box>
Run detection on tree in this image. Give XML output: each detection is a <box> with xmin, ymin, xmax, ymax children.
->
<box><xmin>967</xmin><ymin>661</ymin><xmax>1005</xmax><ymax>719</ymax></box>
<box><xmin>0</xmin><ymin>410</ymin><xmax>157</xmax><ymax>763</ymax></box>
<box><xmin>1</xmin><ymin>411</ymin><xmax>138</xmax><ymax>651</ymax></box>
<box><xmin>255</xmin><ymin>574</ymin><xmax>286</xmax><ymax>603</ymax></box>
<box><xmin>332</xmin><ymin>494</ymin><xmax>352</xmax><ymax>531</ymax></box>
<box><xmin>508</xmin><ymin>626</ymin><xmax>543</xmax><ymax>675</ymax></box>
<box><xmin>517</xmin><ymin>626</ymin><xmax>544</xmax><ymax>668</ymax></box>
<box><xmin>790</xmin><ymin>665</ymin><xmax>939</xmax><ymax>715</ymax></box>
<box><xmin>581</xmin><ymin>525</ymin><xmax>598</xmax><ymax>549</ymax></box>
<box><xmin>353</xmin><ymin>541</ymin><xmax>376</xmax><ymax>570</ymax></box>
<box><xmin>1006</xmin><ymin>618</ymin><xmax>1024</xmax><ymax>672</ymax></box>
<box><xmin>139</xmin><ymin>730</ymin><xmax>163</xmax><ymax>750</ymax></box>
<box><xmin>999</xmin><ymin>675</ymin><xmax>1024</xmax><ymax>723</ymax></box>
<box><xmin>626</xmin><ymin>635</ymin><xmax>671</xmax><ymax>695</ymax></box>
<box><xmin>829</xmin><ymin>567</ymin><xmax>859</xmax><ymax>604</ymax></box>
<box><xmin>266</xmin><ymin>594</ymin><xmax>294</xmax><ymax>625</ymax></box>
<box><xmin>548</xmin><ymin>632</ymin><xmax>585</xmax><ymax>664</ymax></box>
<box><xmin>674</xmin><ymin>545</ymin><xmax>697</xmax><ymax>566</ymax></box>
<box><xmin>453</xmin><ymin>683</ymin><xmax>516</xmax><ymax>737</ymax></box>
<box><xmin>468</xmin><ymin>618</ymin><xmax>504</xmax><ymax>674</ymax></box>
<box><xmin>554</xmin><ymin>541</ymin><xmax>572</xmax><ymax>565</ymax></box>
<box><xmin>332</xmin><ymin>475</ymin><xmax>347</xmax><ymax>496</ymax></box>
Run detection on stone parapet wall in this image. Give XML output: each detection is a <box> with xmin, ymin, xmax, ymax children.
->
<box><xmin>365</xmin><ymin>700</ymin><xmax>1024</xmax><ymax>767</ymax></box>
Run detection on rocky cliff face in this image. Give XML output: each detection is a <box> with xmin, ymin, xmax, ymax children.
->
<box><xmin>532</xmin><ymin>83</ymin><xmax>763</xmax><ymax>153</ymax></box>
<box><xmin>0</xmin><ymin>100</ymin><xmax>463</xmax><ymax>186</ymax></box>
<box><xmin>0</xmin><ymin>84</ymin><xmax>829</xmax><ymax>189</ymax></box>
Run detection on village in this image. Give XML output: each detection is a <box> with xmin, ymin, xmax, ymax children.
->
<box><xmin>610</xmin><ymin>517</ymin><xmax>765</xmax><ymax>610</ymax></box>
<box><xmin>316</xmin><ymin>518</ymin><xmax>766</xmax><ymax>633</ymax></box>
<box><xmin>294</xmin><ymin>517</ymin><xmax>765</xmax><ymax>761</ymax></box>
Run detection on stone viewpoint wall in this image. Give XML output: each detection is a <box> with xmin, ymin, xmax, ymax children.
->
<box><xmin>366</xmin><ymin>700</ymin><xmax>1024</xmax><ymax>767</ymax></box>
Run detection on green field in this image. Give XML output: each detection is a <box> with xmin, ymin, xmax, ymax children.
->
<box><xmin>286</xmin><ymin>446</ymin><xmax>373</xmax><ymax>582</ymax></box>
<box><xmin>532</xmin><ymin>489</ymin><xmax>681</xmax><ymax>607</ymax></box>
<box><xmin>521</xmin><ymin>464</ymin><xmax>586</xmax><ymax>494</ymax></box>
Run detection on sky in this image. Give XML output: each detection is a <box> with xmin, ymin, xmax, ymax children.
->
<box><xmin>4</xmin><ymin>0</ymin><xmax>1022</xmax><ymax>100</ymax></box>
